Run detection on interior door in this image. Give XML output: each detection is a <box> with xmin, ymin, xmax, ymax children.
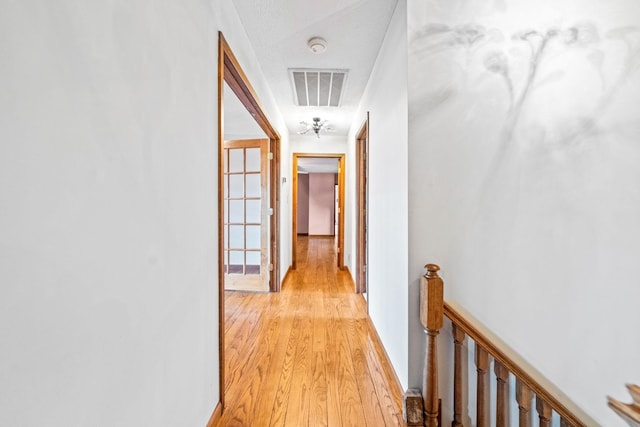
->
<box><xmin>223</xmin><ymin>139</ymin><xmax>269</xmax><ymax>291</ymax></box>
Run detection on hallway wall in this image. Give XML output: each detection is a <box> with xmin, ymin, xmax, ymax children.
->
<box><xmin>0</xmin><ymin>1</ymin><xmax>288</xmax><ymax>426</ymax></box>
<box><xmin>297</xmin><ymin>174</ymin><xmax>310</xmax><ymax>234</ymax></box>
<box><xmin>348</xmin><ymin>0</ymin><xmax>409</xmax><ymax>389</ymax></box>
<box><xmin>308</xmin><ymin>173</ymin><xmax>336</xmax><ymax>236</ymax></box>
<box><xmin>407</xmin><ymin>1</ymin><xmax>640</xmax><ymax>425</ymax></box>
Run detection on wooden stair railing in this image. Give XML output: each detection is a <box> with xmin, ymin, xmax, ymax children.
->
<box><xmin>609</xmin><ymin>384</ymin><xmax>640</xmax><ymax>427</ymax></box>
<box><xmin>419</xmin><ymin>264</ymin><xmax>599</xmax><ymax>427</ymax></box>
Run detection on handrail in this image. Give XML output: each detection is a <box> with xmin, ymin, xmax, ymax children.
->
<box><xmin>444</xmin><ymin>300</ymin><xmax>599</xmax><ymax>427</ymax></box>
<box><xmin>608</xmin><ymin>384</ymin><xmax>640</xmax><ymax>426</ymax></box>
<box><xmin>419</xmin><ymin>264</ymin><xmax>600</xmax><ymax>427</ymax></box>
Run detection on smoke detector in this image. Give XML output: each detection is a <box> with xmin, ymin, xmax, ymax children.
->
<box><xmin>307</xmin><ymin>37</ymin><xmax>327</xmax><ymax>54</ymax></box>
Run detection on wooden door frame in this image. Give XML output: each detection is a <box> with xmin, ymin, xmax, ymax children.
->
<box><xmin>216</xmin><ymin>32</ymin><xmax>281</xmax><ymax>416</ymax></box>
<box><xmin>355</xmin><ymin>114</ymin><xmax>369</xmax><ymax>294</ymax></box>
<box><xmin>291</xmin><ymin>153</ymin><xmax>345</xmax><ymax>270</ymax></box>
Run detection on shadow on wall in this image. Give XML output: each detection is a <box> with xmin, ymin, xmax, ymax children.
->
<box><xmin>412</xmin><ymin>22</ymin><xmax>640</xmax><ymax>149</ymax></box>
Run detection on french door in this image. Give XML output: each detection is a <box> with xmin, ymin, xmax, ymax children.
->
<box><xmin>223</xmin><ymin>139</ymin><xmax>269</xmax><ymax>291</ymax></box>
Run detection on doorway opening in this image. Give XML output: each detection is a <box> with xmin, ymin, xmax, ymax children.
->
<box><xmin>216</xmin><ymin>32</ymin><xmax>281</xmax><ymax>414</ymax></box>
<box><xmin>223</xmin><ymin>137</ymin><xmax>269</xmax><ymax>291</ymax></box>
<box><xmin>291</xmin><ymin>153</ymin><xmax>345</xmax><ymax>271</ymax></box>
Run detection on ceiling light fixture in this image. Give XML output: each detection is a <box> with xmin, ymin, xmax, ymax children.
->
<box><xmin>298</xmin><ymin>117</ymin><xmax>332</xmax><ymax>138</ymax></box>
<box><xmin>307</xmin><ymin>37</ymin><xmax>327</xmax><ymax>54</ymax></box>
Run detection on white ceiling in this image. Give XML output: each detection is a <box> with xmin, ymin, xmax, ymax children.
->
<box><xmin>231</xmin><ymin>0</ymin><xmax>399</xmax><ymax>137</ymax></box>
<box><xmin>297</xmin><ymin>157</ymin><xmax>339</xmax><ymax>173</ymax></box>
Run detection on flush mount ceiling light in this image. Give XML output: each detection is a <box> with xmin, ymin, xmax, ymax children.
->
<box><xmin>298</xmin><ymin>117</ymin><xmax>333</xmax><ymax>139</ymax></box>
<box><xmin>307</xmin><ymin>37</ymin><xmax>327</xmax><ymax>54</ymax></box>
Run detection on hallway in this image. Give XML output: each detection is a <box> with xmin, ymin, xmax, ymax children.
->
<box><xmin>220</xmin><ymin>236</ymin><xmax>405</xmax><ymax>426</ymax></box>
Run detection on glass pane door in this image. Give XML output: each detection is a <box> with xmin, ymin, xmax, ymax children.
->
<box><xmin>223</xmin><ymin>139</ymin><xmax>268</xmax><ymax>291</ymax></box>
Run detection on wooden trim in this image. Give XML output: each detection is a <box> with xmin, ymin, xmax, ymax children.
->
<box><xmin>217</xmin><ymin>31</ymin><xmax>226</xmax><ymax>412</ymax></box>
<box><xmin>291</xmin><ymin>155</ymin><xmax>298</xmax><ymax>270</ymax></box>
<box><xmin>281</xmin><ymin>265</ymin><xmax>293</xmax><ymax>286</ymax></box>
<box><xmin>346</xmin><ymin>264</ymin><xmax>403</xmax><ymax>396</ymax></box>
<box><xmin>366</xmin><ymin>311</ymin><xmax>405</xmax><ymax>400</ymax></box>
<box><xmin>443</xmin><ymin>300</ymin><xmax>599</xmax><ymax>427</ymax></box>
<box><xmin>206</xmin><ymin>401</ymin><xmax>222</xmax><ymax>427</ymax></box>
<box><xmin>337</xmin><ymin>155</ymin><xmax>345</xmax><ymax>269</ymax></box>
<box><xmin>218</xmin><ymin>30</ymin><xmax>282</xmax><ymax>414</ymax></box>
<box><xmin>355</xmin><ymin>113</ymin><xmax>369</xmax><ymax>294</ymax></box>
<box><xmin>291</xmin><ymin>153</ymin><xmax>346</xmax><ymax>270</ymax></box>
<box><xmin>343</xmin><ymin>265</ymin><xmax>355</xmax><ymax>288</ymax></box>
<box><xmin>269</xmin><ymin>137</ymin><xmax>281</xmax><ymax>291</ymax></box>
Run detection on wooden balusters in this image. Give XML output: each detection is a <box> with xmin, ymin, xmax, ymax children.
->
<box><xmin>475</xmin><ymin>346</ymin><xmax>489</xmax><ymax>427</ymax></box>
<box><xmin>452</xmin><ymin>324</ymin><xmax>465</xmax><ymax>427</ymax></box>
<box><xmin>608</xmin><ymin>384</ymin><xmax>640</xmax><ymax>427</ymax></box>
<box><xmin>421</xmin><ymin>264</ymin><xmax>444</xmax><ymax>427</ymax></box>
<box><xmin>560</xmin><ymin>418</ymin><xmax>572</xmax><ymax>427</ymax></box>
<box><xmin>516</xmin><ymin>379</ymin><xmax>533</xmax><ymax>427</ymax></box>
<box><xmin>536</xmin><ymin>397</ymin><xmax>552</xmax><ymax>427</ymax></box>
<box><xmin>418</xmin><ymin>264</ymin><xmax>594</xmax><ymax>427</ymax></box>
<box><xmin>495</xmin><ymin>361</ymin><xmax>510</xmax><ymax>427</ymax></box>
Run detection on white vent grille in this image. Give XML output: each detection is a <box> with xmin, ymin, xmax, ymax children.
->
<box><xmin>289</xmin><ymin>69</ymin><xmax>347</xmax><ymax>107</ymax></box>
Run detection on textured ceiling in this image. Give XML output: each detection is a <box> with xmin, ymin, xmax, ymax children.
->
<box><xmin>231</xmin><ymin>0</ymin><xmax>399</xmax><ymax>136</ymax></box>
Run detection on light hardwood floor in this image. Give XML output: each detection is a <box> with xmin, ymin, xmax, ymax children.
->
<box><xmin>219</xmin><ymin>236</ymin><xmax>406</xmax><ymax>427</ymax></box>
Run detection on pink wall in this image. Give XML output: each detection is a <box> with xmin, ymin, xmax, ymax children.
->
<box><xmin>308</xmin><ymin>173</ymin><xmax>335</xmax><ymax>236</ymax></box>
<box><xmin>297</xmin><ymin>174</ymin><xmax>309</xmax><ymax>234</ymax></box>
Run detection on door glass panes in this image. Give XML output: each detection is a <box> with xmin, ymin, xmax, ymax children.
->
<box><xmin>245</xmin><ymin>200</ymin><xmax>260</xmax><ymax>223</ymax></box>
<box><xmin>229</xmin><ymin>225</ymin><xmax>244</xmax><ymax>249</ymax></box>
<box><xmin>229</xmin><ymin>200</ymin><xmax>244</xmax><ymax>224</ymax></box>
<box><xmin>246</xmin><ymin>225</ymin><xmax>260</xmax><ymax>249</ymax></box>
<box><xmin>246</xmin><ymin>174</ymin><xmax>261</xmax><ymax>198</ymax></box>
<box><xmin>229</xmin><ymin>149</ymin><xmax>243</xmax><ymax>172</ymax></box>
<box><xmin>223</xmin><ymin>143</ymin><xmax>263</xmax><ymax>277</ymax></box>
<box><xmin>229</xmin><ymin>175</ymin><xmax>243</xmax><ymax>198</ymax></box>
<box><xmin>229</xmin><ymin>251</ymin><xmax>244</xmax><ymax>273</ymax></box>
<box><xmin>245</xmin><ymin>148</ymin><xmax>260</xmax><ymax>172</ymax></box>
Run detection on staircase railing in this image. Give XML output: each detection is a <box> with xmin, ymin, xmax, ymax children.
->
<box><xmin>609</xmin><ymin>384</ymin><xmax>640</xmax><ymax>427</ymax></box>
<box><xmin>417</xmin><ymin>263</ymin><xmax>599</xmax><ymax>427</ymax></box>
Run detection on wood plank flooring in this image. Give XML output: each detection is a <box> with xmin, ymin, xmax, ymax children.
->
<box><xmin>219</xmin><ymin>236</ymin><xmax>406</xmax><ymax>427</ymax></box>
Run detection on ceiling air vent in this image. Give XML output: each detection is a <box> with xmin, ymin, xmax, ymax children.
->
<box><xmin>289</xmin><ymin>69</ymin><xmax>348</xmax><ymax>107</ymax></box>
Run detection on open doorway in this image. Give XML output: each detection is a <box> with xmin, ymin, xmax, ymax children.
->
<box><xmin>291</xmin><ymin>153</ymin><xmax>345</xmax><ymax>270</ymax></box>
<box><xmin>216</xmin><ymin>32</ymin><xmax>281</xmax><ymax>414</ymax></box>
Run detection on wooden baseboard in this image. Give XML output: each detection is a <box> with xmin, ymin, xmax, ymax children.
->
<box><xmin>366</xmin><ymin>316</ymin><xmax>405</xmax><ymax>399</ymax></box>
<box><xmin>206</xmin><ymin>401</ymin><xmax>222</xmax><ymax>427</ymax></box>
<box><xmin>343</xmin><ymin>265</ymin><xmax>353</xmax><ymax>278</ymax></box>
<box><xmin>281</xmin><ymin>265</ymin><xmax>293</xmax><ymax>286</ymax></box>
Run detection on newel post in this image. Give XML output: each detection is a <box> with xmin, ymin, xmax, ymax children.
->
<box><xmin>421</xmin><ymin>264</ymin><xmax>444</xmax><ymax>427</ymax></box>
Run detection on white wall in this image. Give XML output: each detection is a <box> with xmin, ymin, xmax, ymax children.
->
<box><xmin>308</xmin><ymin>174</ymin><xmax>336</xmax><ymax>236</ymax></box>
<box><xmin>407</xmin><ymin>0</ymin><xmax>640</xmax><ymax>425</ymax></box>
<box><xmin>0</xmin><ymin>1</ymin><xmax>287</xmax><ymax>425</ymax></box>
<box><xmin>297</xmin><ymin>174</ymin><xmax>310</xmax><ymax>234</ymax></box>
<box><xmin>289</xmin><ymin>134</ymin><xmax>348</xmax><ymax>156</ymax></box>
<box><xmin>347</xmin><ymin>1</ymin><xmax>409</xmax><ymax>389</ymax></box>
